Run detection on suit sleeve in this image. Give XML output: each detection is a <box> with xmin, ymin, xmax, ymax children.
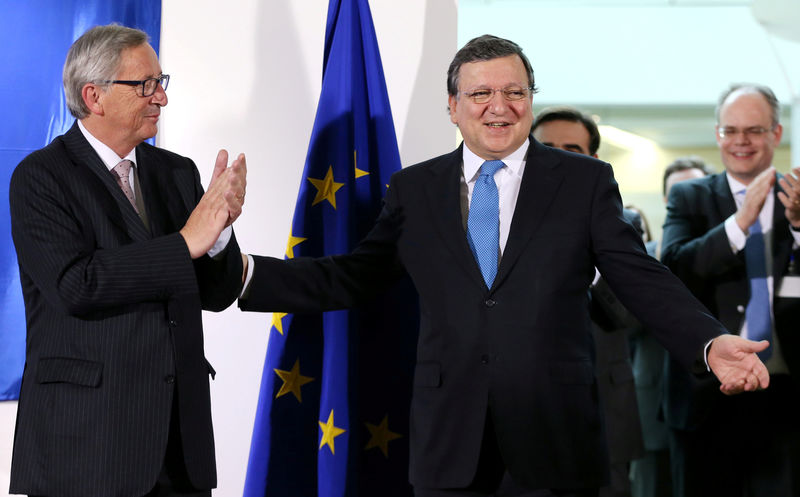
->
<box><xmin>240</xmin><ymin>176</ymin><xmax>406</xmax><ymax>313</ymax></box>
<box><xmin>661</xmin><ymin>182</ymin><xmax>741</xmax><ymax>283</ymax></box>
<box><xmin>588</xmin><ymin>163</ymin><xmax>726</xmax><ymax>370</ymax></box>
<box><xmin>9</xmin><ymin>154</ymin><xmax>231</xmax><ymax>316</ymax></box>
<box><xmin>184</xmin><ymin>163</ymin><xmax>243</xmax><ymax>312</ymax></box>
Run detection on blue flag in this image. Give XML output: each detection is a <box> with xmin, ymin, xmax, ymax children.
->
<box><xmin>0</xmin><ymin>1</ymin><xmax>161</xmax><ymax>400</ymax></box>
<box><xmin>243</xmin><ymin>0</ymin><xmax>418</xmax><ymax>495</ymax></box>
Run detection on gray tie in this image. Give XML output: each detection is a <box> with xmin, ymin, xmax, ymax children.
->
<box><xmin>112</xmin><ymin>160</ymin><xmax>138</xmax><ymax>213</ymax></box>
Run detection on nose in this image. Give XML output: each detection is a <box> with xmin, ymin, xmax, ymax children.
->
<box><xmin>486</xmin><ymin>90</ymin><xmax>509</xmax><ymax>113</ymax></box>
<box><xmin>151</xmin><ymin>83</ymin><xmax>168</xmax><ymax>106</ymax></box>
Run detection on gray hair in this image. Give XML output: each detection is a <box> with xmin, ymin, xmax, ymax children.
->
<box><xmin>63</xmin><ymin>24</ymin><xmax>149</xmax><ymax>119</ymax></box>
<box><xmin>447</xmin><ymin>34</ymin><xmax>537</xmax><ymax>98</ymax></box>
<box><xmin>715</xmin><ymin>83</ymin><xmax>780</xmax><ymax>127</ymax></box>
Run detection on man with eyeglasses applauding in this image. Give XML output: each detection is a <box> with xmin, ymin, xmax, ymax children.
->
<box><xmin>661</xmin><ymin>84</ymin><xmax>800</xmax><ymax>496</ymax></box>
<box><xmin>239</xmin><ymin>36</ymin><xmax>770</xmax><ymax>496</ymax></box>
<box><xmin>9</xmin><ymin>24</ymin><xmax>246</xmax><ymax>497</ymax></box>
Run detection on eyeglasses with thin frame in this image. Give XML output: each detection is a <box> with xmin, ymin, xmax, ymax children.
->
<box><xmin>461</xmin><ymin>86</ymin><xmax>533</xmax><ymax>104</ymax></box>
<box><xmin>100</xmin><ymin>74</ymin><xmax>170</xmax><ymax>97</ymax></box>
<box><xmin>716</xmin><ymin>125</ymin><xmax>775</xmax><ymax>140</ymax></box>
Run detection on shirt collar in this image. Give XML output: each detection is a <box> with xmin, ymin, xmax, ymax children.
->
<box><xmin>78</xmin><ymin>120</ymin><xmax>137</xmax><ymax>172</ymax></box>
<box><xmin>462</xmin><ymin>138</ymin><xmax>529</xmax><ymax>182</ymax></box>
<box><xmin>725</xmin><ymin>170</ymin><xmax>773</xmax><ymax>197</ymax></box>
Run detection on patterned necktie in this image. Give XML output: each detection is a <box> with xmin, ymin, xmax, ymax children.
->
<box><xmin>112</xmin><ymin>160</ymin><xmax>139</xmax><ymax>213</ymax></box>
<box><xmin>744</xmin><ymin>216</ymin><xmax>772</xmax><ymax>360</ymax></box>
<box><xmin>467</xmin><ymin>160</ymin><xmax>504</xmax><ymax>288</ymax></box>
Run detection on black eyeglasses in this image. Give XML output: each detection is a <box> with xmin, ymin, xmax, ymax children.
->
<box><xmin>101</xmin><ymin>74</ymin><xmax>170</xmax><ymax>97</ymax></box>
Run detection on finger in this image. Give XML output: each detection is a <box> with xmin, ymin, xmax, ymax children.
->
<box><xmin>777</xmin><ymin>190</ymin><xmax>795</xmax><ymax>210</ymax></box>
<box><xmin>212</xmin><ymin>149</ymin><xmax>229</xmax><ymax>183</ymax></box>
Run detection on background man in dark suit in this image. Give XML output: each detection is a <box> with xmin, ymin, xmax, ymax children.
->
<box><xmin>531</xmin><ymin>106</ymin><xmax>645</xmax><ymax>497</ymax></box>
<box><xmin>661</xmin><ymin>84</ymin><xmax>800</xmax><ymax>496</ymax></box>
<box><xmin>626</xmin><ymin>157</ymin><xmax>713</xmax><ymax>497</ymax></box>
<box><xmin>239</xmin><ymin>36</ymin><xmax>768</xmax><ymax>497</ymax></box>
<box><xmin>8</xmin><ymin>24</ymin><xmax>246</xmax><ymax>497</ymax></box>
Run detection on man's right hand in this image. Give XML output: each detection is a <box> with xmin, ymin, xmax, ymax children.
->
<box><xmin>735</xmin><ymin>166</ymin><xmax>775</xmax><ymax>233</ymax></box>
<box><xmin>180</xmin><ymin>150</ymin><xmax>247</xmax><ymax>259</ymax></box>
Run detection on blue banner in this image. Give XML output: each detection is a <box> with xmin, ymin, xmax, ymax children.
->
<box><xmin>0</xmin><ymin>1</ymin><xmax>161</xmax><ymax>400</ymax></box>
<box><xmin>243</xmin><ymin>0</ymin><xmax>417</xmax><ymax>495</ymax></box>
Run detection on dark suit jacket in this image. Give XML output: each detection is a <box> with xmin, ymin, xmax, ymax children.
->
<box><xmin>8</xmin><ymin>122</ymin><xmax>242</xmax><ymax>497</ymax></box>
<box><xmin>241</xmin><ymin>139</ymin><xmax>725</xmax><ymax>490</ymax></box>
<box><xmin>589</xmin><ymin>209</ymin><xmax>645</xmax><ymax>465</ymax></box>
<box><xmin>661</xmin><ymin>172</ymin><xmax>800</xmax><ymax>430</ymax></box>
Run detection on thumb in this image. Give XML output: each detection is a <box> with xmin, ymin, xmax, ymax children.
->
<box><xmin>746</xmin><ymin>339</ymin><xmax>770</xmax><ymax>353</ymax></box>
<box><xmin>211</xmin><ymin>149</ymin><xmax>229</xmax><ymax>183</ymax></box>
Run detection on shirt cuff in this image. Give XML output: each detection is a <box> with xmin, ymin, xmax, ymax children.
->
<box><xmin>724</xmin><ymin>214</ymin><xmax>747</xmax><ymax>254</ymax></box>
<box><xmin>207</xmin><ymin>226</ymin><xmax>232</xmax><ymax>258</ymax></box>
<box><xmin>790</xmin><ymin>225</ymin><xmax>800</xmax><ymax>246</ymax></box>
<box><xmin>240</xmin><ymin>254</ymin><xmax>255</xmax><ymax>299</ymax></box>
<box><xmin>704</xmin><ymin>338</ymin><xmax>714</xmax><ymax>372</ymax></box>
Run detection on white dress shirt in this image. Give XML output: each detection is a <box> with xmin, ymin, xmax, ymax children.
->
<box><xmin>723</xmin><ymin>172</ymin><xmax>798</xmax><ymax>373</ymax></box>
<box><xmin>460</xmin><ymin>139</ymin><xmax>529</xmax><ymax>260</ymax></box>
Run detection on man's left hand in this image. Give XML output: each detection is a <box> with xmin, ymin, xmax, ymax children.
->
<box><xmin>707</xmin><ymin>334</ymin><xmax>770</xmax><ymax>395</ymax></box>
<box><xmin>778</xmin><ymin>167</ymin><xmax>800</xmax><ymax>227</ymax></box>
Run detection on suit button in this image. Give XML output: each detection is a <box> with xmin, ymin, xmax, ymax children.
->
<box><xmin>481</xmin><ymin>354</ymin><xmax>490</xmax><ymax>364</ymax></box>
<box><xmin>484</xmin><ymin>299</ymin><xmax>496</xmax><ymax>308</ymax></box>
<box><xmin>164</xmin><ymin>375</ymin><xmax>175</xmax><ymax>384</ymax></box>
<box><xmin>736</xmin><ymin>305</ymin><xmax>745</xmax><ymax>314</ymax></box>
<box><xmin>169</xmin><ymin>319</ymin><xmax>178</xmax><ymax>327</ymax></box>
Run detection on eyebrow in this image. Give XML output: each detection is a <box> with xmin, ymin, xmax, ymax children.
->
<box><xmin>543</xmin><ymin>142</ymin><xmax>587</xmax><ymax>154</ymax></box>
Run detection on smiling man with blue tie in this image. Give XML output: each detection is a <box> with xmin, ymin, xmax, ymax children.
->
<box><xmin>239</xmin><ymin>36</ymin><xmax>770</xmax><ymax>496</ymax></box>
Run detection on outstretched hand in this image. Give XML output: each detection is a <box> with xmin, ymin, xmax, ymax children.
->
<box><xmin>707</xmin><ymin>334</ymin><xmax>770</xmax><ymax>395</ymax></box>
<box><xmin>180</xmin><ymin>149</ymin><xmax>248</xmax><ymax>259</ymax></box>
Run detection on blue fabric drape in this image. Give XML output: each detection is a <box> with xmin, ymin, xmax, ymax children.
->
<box><xmin>0</xmin><ymin>0</ymin><xmax>161</xmax><ymax>400</ymax></box>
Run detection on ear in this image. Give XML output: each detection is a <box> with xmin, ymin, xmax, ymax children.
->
<box><xmin>448</xmin><ymin>94</ymin><xmax>458</xmax><ymax>125</ymax></box>
<box><xmin>714</xmin><ymin>124</ymin><xmax>723</xmax><ymax>148</ymax></box>
<box><xmin>81</xmin><ymin>83</ymin><xmax>105</xmax><ymax>116</ymax></box>
<box><xmin>772</xmin><ymin>123</ymin><xmax>784</xmax><ymax>145</ymax></box>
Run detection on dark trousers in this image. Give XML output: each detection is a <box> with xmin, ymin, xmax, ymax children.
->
<box><xmin>415</xmin><ymin>411</ymin><xmax>599</xmax><ymax>497</ymax></box>
<box><xmin>669</xmin><ymin>375</ymin><xmax>800</xmax><ymax>497</ymax></box>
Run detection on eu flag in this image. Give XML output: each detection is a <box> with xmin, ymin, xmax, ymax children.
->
<box><xmin>242</xmin><ymin>0</ymin><xmax>418</xmax><ymax>495</ymax></box>
<box><xmin>0</xmin><ymin>0</ymin><xmax>161</xmax><ymax>401</ymax></box>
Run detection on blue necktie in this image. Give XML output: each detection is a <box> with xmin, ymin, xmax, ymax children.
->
<box><xmin>744</xmin><ymin>217</ymin><xmax>773</xmax><ymax>360</ymax></box>
<box><xmin>467</xmin><ymin>160</ymin><xmax>504</xmax><ymax>288</ymax></box>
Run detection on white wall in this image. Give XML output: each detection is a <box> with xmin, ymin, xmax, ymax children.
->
<box><xmin>0</xmin><ymin>2</ymin><xmax>456</xmax><ymax>497</ymax></box>
<box><xmin>459</xmin><ymin>1</ymin><xmax>800</xmax><ymax>106</ymax></box>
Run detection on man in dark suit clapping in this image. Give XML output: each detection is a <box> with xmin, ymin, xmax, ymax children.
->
<box><xmin>661</xmin><ymin>84</ymin><xmax>800</xmax><ymax>496</ymax></box>
<box><xmin>9</xmin><ymin>24</ymin><xmax>246</xmax><ymax>497</ymax></box>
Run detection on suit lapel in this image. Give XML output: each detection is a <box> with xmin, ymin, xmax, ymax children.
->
<box><xmin>492</xmin><ymin>139</ymin><xmax>564</xmax><ymax>290</ymax></box>
<box><xmin>62</xmin><ymin>123</ymin><xmax>151</xmax><ymax>242</ymax></box>
<box><xmin>136</xmin><ymin>144</ymin><xmax>187</xmax><ymax>237</ymax></box>
<box><xmin>772</xmin><ymin>173</ymin><xmax>792</xmax><ymax>279</ymax></box>
<box><xmin>710</xmin><ymin>173</ymin><xmax>737</xmax><ymax>220</ymax></box>
<box><xmin>423</xmin><ymin>145</ymin><xmax>488</xmax><ymax>289</ymax></box>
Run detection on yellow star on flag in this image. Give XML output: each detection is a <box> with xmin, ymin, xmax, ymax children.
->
<box><xmin>319</xmin><ymin>409</ymin><xmax>346</xmax><ymax>454</ymax></box>
<box><xmin>354</xmin><ymin>150</ymin><xmax>369</xmax><ymax>178</ymax></box>
<box><xmin>273</xmin><ymin>359</ymin><xmax>314</xmax><ymax>402</ymax></box>
<box><xmin>308</xmin><ymin>166</ymin><xmax>344</xmax><ymax>209</ymax></box>
<box><xmin>364</xmin><ymin>415</ymin><xmax>402</xmax><ymax>458</ymax></box>
<box><xmin>286</xmin><ymin>235</ymin><xmax>306</xmax><ymax>259</ymax></box>
<box><xmin>271</xmin><ymin>312</ymin><xmax>287</xmax><ymax>335</ymax></box>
